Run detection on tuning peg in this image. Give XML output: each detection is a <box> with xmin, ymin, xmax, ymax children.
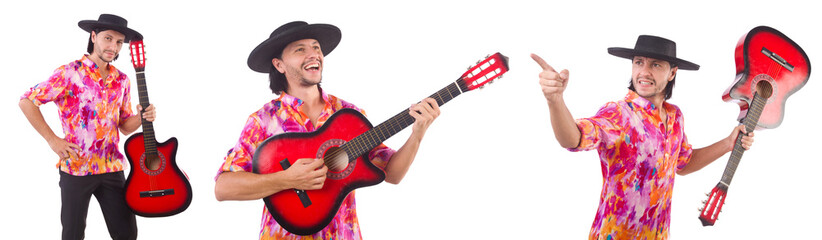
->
<box><xmin>705</xmin><ymin>193</ymin><xmax>710</xmax><ymax>197</ymax></box>
<box><xmin>701</xmin><ymin>200</ymin><xmax>707</xmax><ymax>204</ymax></box>
<box><xmin>698</xmin><ymin>207</ymin><xmax>704</xmax><ymax>212</ymax></box>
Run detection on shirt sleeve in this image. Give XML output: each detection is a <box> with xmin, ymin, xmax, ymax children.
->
<box><xmin>368</xmin><ymin>144</ymin><xmax>396</xmax><ymax>171</ymax></box>
<box><xmin>674</xmin><ymin>113</ymin><xmax>694</xmax><ymax>171</ymax></box>
<box><xmin>568</xmin><ymin>102</ymin><xmax>620</xmax><ymax>152</ymax></box>
<box><xmin>119</xmin><ymin>75</ymin><xmax>135</xmax><ymax>123</ymax></box>
<box><xmin>21</xmin><ymin>66</ymin><xmax>70</xmax><ymax>106</ymax></box>
<box><xmin>217</xmin><ymin>115</ymin><xmax>267</xmax><ymax>178</ymax></box>
<box><xmin>351</xmin><ymin>106</ymin><xmax>397</xmax><ymax>170</ymax></box>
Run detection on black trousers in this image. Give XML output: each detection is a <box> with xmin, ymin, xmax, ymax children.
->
<box><xmin>59</xmin><ymin>171</ymin><xmax>137</xmax><ymax>240</ymax></box>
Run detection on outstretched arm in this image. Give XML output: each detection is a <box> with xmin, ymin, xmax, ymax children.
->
<box><xmin>532</xmin><ymin>53</ymin><xmax>580</xmax><ymax>148</ymax></box>
<box><xmin>383</xmin><ymin>98</ymin><xmax>440</xmax><ymax>184</ymax></box>
<box><xmin>678</xmin><ymin>125</ymin><xmax>754</xmax><ymax>175</ymax></box>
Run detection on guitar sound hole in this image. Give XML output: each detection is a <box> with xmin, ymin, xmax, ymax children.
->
<box><xmin>755</xmin><ymin>80</ymin><xmax>774</xmax><ymax>99</ymax></box>
<box><xmin>323</xmin><ymin>147</ymin><xmax>349</xmax><ymax>173</ymax></box>
<box><xmin>145</xmin><ymin>154</ymin><xmax>162</xmax><ymax>171</ymax></box>
<box><xmin>140</xmin><ymin>152</ymin><xmax>166</xmax><ymax>175</ymax></box>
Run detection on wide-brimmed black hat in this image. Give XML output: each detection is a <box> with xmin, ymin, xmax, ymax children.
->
<box><xmin>608</xmin><ymin>35</ymin><xmax>699</xmax><ymax>70</ymax></box>
<box><xmin>78</xmin><ymin>14</ymin><xmax>142</xmax><ymax>42</ymax></box>
<box><xmin>247</xmin><ymin>21</ymin><xmax>341</xmax><ymax>73</ymax></box>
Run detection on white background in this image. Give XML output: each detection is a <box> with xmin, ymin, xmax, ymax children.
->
<box><xmin>1</xmin><ymin>0</ymin><xmax>819</xmax><ymax>239</ymax></box>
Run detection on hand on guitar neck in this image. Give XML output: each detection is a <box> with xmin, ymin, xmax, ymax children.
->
<box><xmin>699</xmin><ymin>26</ymin><xmax>809</xmax><ymax>226</ymax></box>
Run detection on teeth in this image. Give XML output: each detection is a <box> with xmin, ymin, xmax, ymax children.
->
<box><xmin>304</xmin><ymin>63</ymin><xmax>320</xmax><ymax>70</ymax></box>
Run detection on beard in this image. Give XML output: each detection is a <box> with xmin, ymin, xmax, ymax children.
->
<box><xmin>285</xmin><ymin>64</ymin><xmax>322</xmax><ymax>87</ymax></box>
<box><xmin>92</xmin><ymin>42</ymin><xmax>119</xmax><ymax>63</ymax></box>
<box><xmin>297</xmin><ymin>75</ymin><xmax>322</xmax><ymax>87</ymax></box>
<box><xmin>632</xmin><ymin>77</ymin><xmax>665</xmax><ymax>99</ymax></box>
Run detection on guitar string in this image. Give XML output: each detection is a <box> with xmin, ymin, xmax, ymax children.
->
<box><xmin>321</xmin><ymin>80</ymin><xmax>465</xmax><ymax>167</ymax></box>
<box><xmin>319</xmin><ymin>60</ymin><xmax>502</xmax><ymax>167</ymax></box>
<box><xmin>722</xmin><ymin>57</ymin><xmax>779</xmax><ymax>184</ymax></box>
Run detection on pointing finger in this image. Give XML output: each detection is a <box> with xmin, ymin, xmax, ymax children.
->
<box><xmin>531</xmin><ymin>53</ymin><xmax>556</xmax><ymax>73</ymax></box>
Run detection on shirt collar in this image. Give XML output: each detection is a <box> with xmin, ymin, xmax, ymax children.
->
<box><xmin>80</xmin><ymin>54</ymin><xmax>118</xmax><ymax>76</ymax></box>
<box><xmin>625</xmin><ymin>90</ymin><xmax>677</xmax><ymax>116</ymax></box>
<box><xmin>276</xmin><ymin>87</ymin><xmax>330</xmax><ymax>108</ymax></box>
<box><xmin>625</xmin><ymin>90</ymin><xmax>658</xmax><ymax>111</ymax></box>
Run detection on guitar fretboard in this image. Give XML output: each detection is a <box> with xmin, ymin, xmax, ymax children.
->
<box><xmin>719</xmin><ymin>92</ymin><xmax>765</xmax><ymax>188</ymax></box>
<box><xmin>135</xmin><ymin>70</ymin><xmax>158</xmax><ymax>158</ymax></box>
<box><xmin>340</xmin><ymin>79</ymin><xmax>469</xmax><ymax>159</ymax></box>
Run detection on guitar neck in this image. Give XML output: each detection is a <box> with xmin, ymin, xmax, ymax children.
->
<box><xmin>341</xmin><ymin>78</ymin><xmax>469</xmax><ymax>159</ymax></box>
<box><xmin>719</xmin><ymin>92</ymin><xmax>765</xmax><ymax>188</ymax></box>
<box><xmin>134</xmin><ymin>70</ymin><xmax>158</xmax><ymax>156</ymax></box>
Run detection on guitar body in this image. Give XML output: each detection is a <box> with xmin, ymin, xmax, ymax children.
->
<box><xmin>253</xmin><ymin>109</ymin><xmax>385</xmax><ymax>235</ymax></box>
<box><xmin>701</xmin><ymin>26</ymin><xmax>810</xmax><ymax>226</ymax></box>
<box><xmin>123</xmin><ymin>134</ymin><xmax>193</xmax><ymax>217</ymax></box>
<box><xmin>722</xmin><ymin>26</ymin><xmax>811</xmax><ymax>129</ymax></box>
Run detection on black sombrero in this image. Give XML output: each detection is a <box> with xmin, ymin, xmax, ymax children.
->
<box><xmin>247</xmin><ymin>21</ymin><xmax>341</xmax><ymax>73</ymax></box>
<box><xmin>78</xmin><ymin>14</ymin><xmax>142</xmax><ymax>42</ymax></box>
<box><xmin>608</xmin><ymin>35</ymin><xmax>699</xmax><ymax>70</ymax></box>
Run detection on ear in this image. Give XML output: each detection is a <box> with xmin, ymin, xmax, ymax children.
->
<box><xmin>90</xmin><ymin>31</ymin><xmax>97</xmax><ymax>44</ymax></box>
<box><xmin>669</xmin><ymin>66</ymin><xmax>678</xmax><ymax>81</ymax></box>
<box><xmin>271</xmin><ymin>58</ymin><xmax>286</xmax><ymax>74</ymax></box>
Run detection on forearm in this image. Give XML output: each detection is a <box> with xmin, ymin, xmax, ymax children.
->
<box><xmin>383</xmin><ymin>132</ymin><xmax>424</xmax><ymax>185</ymax></box>
<box><xmin>678</xmin><ymin>139</ymin><xmax>732</xmax><ymax>175</ymax></box>
<box><xmin>547</xmin><ymin>97</ymin><xmax>581</xmax><ymax>148</ymax></box>
<box><xmin>214</xmin><ymin>171</ymin><xmax>291</xmax><ymax>201</ymax></box>
<box><xmin>119</xmin><ymin>114</ymin><xmax>142</xmax><ymax>135</ymax></box>
<box><xmin>19</xmin><ymin>99</ymin><xmax>60</xmax><ymax>142</ymax></box>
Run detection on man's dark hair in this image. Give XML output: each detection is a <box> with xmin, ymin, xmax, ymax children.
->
<box><xmin>269</xmin><ymin>64</ymin><xmax>287</xmax><ymax>95</ymax></box>
<box><xmin>268</xmin><ymin>51</ymin><xmax>287</xmax><ymax>94</ymax></box>
<box><xmin>628</xmin><ymin>62</ymin><xmax>678</xmax><ymax>100</ymax></box>
<box><xmin>86</xmin><ymin>29</ymin><xmax>119</xmax><ymax>61</ymax></box>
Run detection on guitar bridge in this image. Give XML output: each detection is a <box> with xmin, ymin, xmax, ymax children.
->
<box><xmin>761</xmin><ymin>47</ymin><xmax>794</xmax><ymax>72</ymax></box>
<box><xmin>139</xmin><ymin>189</ymin><xmax>175</xmax><ymax>198</ymax></box>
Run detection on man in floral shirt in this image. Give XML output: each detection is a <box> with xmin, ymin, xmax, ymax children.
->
<box><xmin>214</xmin><ymin>21</ymin><xmax>440</xmax><ymax>240</ymax></box>
<box><xmin>19</xmin><ymin>14</ymin><xmax>155</xmax><ymax>240</ymax></box>
<box><xmin>532</xmin><ymin>35</ymin><xmax>755</xmax><ymax>239</ymax></box>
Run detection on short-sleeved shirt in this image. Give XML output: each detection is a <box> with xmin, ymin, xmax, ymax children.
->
<box><xmin>217</xmin><ymin>89</ymin><xmax>396</xmax><ymax>240</ymax></box>
<box><xmin>570</xmin><ymin>91</ymin><xmax>693</xmax><ymax>240</ymax></box>
<box><xmin>21</xmin><ymin>55</ymin><xmax>135</xmax><ymax>176</ymax></box>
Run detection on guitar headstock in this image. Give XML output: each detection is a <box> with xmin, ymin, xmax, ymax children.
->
<box><xmin>460</xmin><ymin>52</ymin><xmax>509</xmax><ymax>91</ymax></box>
<box><xmin>698</xmin><ymin>183</ymin><xmax>728</xmax><ymax>226</ymax></box>
<box><xmin>129</xmin><ymin>40</ymin><xmax>146</xmax><ymax>71</ymax></box>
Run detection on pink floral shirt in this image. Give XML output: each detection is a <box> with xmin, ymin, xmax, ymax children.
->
<box><xmin>570</xmin><ymin>91</ymin><xmax>693</xmax><ymax>240</ymax></box>
<box><xmin>22</xmin><ymin>55</ymin><xmax>135</xmax><ymax>176</ymax></box>
<box><xmin>218</xmin><ymin>90</ymin><xmax>395</xmax><ymax>240</ymax></box>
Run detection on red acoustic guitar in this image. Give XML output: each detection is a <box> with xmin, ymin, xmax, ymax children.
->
<box><xmin>252</xmin><ymin>53</ymin><xmax>509</xmax><ymax>235</ymax></box>
<box><xmin>123</xmin><ymin>39</ymin><xmax>193</xmax><ymax>217</ymax></box>
<box><xmin>699</xmin><ymin>26</ymin><xmax>810</xmax><ymax>226</ymax></box>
